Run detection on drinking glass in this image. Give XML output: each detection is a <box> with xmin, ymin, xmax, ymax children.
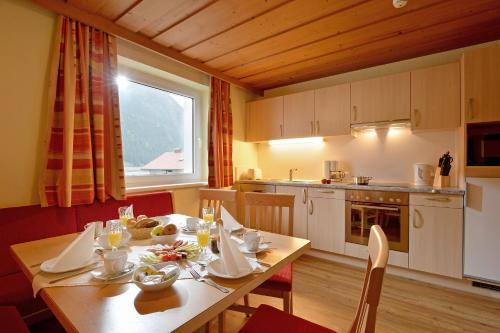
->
<box><xmin>202</xmin><ymin>207</ymin><xmax>215</xmax><ymax>223</ymax></box>
<box><xmin>118</xmin><ymin>205</ymin><xmax>134</xmax><ymax>227</ymax></box>
<box><xmin>196</xmin><ymin>222</ymin><xmax>210</xmax><ymax>260</ymax></box>
<box><xmin>107</xmin><ymin>220</ymin><xmax>123</xmax><ymax>251</ymax></box>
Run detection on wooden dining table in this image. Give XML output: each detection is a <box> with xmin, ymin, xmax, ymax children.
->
<box><xmin>10</xmin><ymin>214</ymin><xmax>310</xmax><ymax>333</ymax></box>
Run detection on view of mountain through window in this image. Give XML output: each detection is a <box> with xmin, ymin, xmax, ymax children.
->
<box><xmin>117</xmin><ymin>78</ymin><xmax>193</xmax><ymax>176</ymax></box>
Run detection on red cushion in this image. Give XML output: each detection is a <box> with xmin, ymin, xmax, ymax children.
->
<box><xmin>0</xmin><ymin>272</ymin><xmax>47</xmax><ymax>317</ymax></box>
<box><xmin>0</xmin><ymin>205</ymin><xmax>77</xmax><ymax>276</ymax></box>
<box><xmin>239</xmin><ymin>304</ymin><xmax>336</xmax><ymax>333</ymax></box>
<box><xmin>0</xmin><ymin>306</ymin><xmax>30</xmax><ymax>333</ymax></box>
<box><xmin>257</xmin><ymin>263</ymin><xmax>292</xmax><ymax>292</ymax></box>
<box><xmin>75</xmin><ymin>192</ymin><xmax>174</xmax><ymax>231</ymax></box>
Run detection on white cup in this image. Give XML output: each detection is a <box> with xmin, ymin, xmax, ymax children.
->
<box><xmin>103</xmin><ymin>250</ymin><xmax>127</xmax><ymax>275</ymax></box>
<box><xmin>84</xmin><ymin>221</ymin><xmax>103</xmax><ymax>238</ymax></box>
<box><xmin>244</xmin><ymin>231</ymin><xmax>263</xmax><ymax>252</ymax></box>
<box><xmin>186</xmin><ymin>217</ymin><xmax>200</xmax><ymax>231</ymax></box>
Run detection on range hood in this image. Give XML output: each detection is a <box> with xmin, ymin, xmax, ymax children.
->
<box><xmin>350</xmin><ymin>120</ymin><xmax>411</xmax><ymax>132</ymax></box>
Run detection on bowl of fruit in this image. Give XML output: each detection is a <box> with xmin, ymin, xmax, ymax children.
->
<box><xmin>151</xmin><ymin>223</ymin><xmax>178</xmax><ymax>244</ymax></box>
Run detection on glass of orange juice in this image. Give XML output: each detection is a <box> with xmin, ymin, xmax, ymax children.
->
<box><xmin>202</xmin><ymin>207</ymin><xmax>215</xmax><ymax>224</ymax></box>
<box><xmin>196</xmin><ymin>222</ymin><xmax>210</xmax><ymax>259</ymax></box>
<box><xmin>118</xmin><ymin>205</ymin><xmax>134</xmax><ymax>227</ymax></box>
<box><xmin>107</xmin><ymin>220</ymin><xmax>123</xmax><ymax>251</ymax></box>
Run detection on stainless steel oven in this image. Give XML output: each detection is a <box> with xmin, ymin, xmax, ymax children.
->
<box><xmin>345</xmin><ymin>190</ymin><xmax>409</xmax><ymax>252</ymax></box>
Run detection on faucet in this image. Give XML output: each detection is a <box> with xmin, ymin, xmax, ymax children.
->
<box><xmin>289</xmin><ymin>168</ymin><xmax>298</xmax><ymax>181</ymax></box>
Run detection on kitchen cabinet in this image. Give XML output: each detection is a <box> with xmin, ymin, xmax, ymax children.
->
<box><xmin>276</xmin><ymin>185</ymin><xmax>308</xmax><ymax>239</ymax></box>
<box><xmin>307</xmin><ymin>188</ymin><xmax>345</xmax><ymax>254</ymax></box>
<box><xmin>246</xmin><ymin>96</ymin><xmax>283</xmax><ymax>141</ymax></box>
<box><xmin>314</xmin><ymin>84</ymin><xmax>351</xmax><ymax>136</ymax></box>
<box><xmin>409</xmin><ymin>194</ymin><xmax>463</xmax><ymax>279</ymax></box>
<box><xmin>411</xmin><ymin>63</ymin><xmax>461</xmax><ymax>130</ymax></box>
<box><xmin>283</xmin><ymin>91</ymin><xmax>315</xmax><ymax>138</ymax></box>
<box><xmin>463</xmin><ymin>44</ymin><xmax>500</xmax><ymax>123</ymax></box>
<box><xmin>351</xmin><ymin>72</ymin><xmax>410</xmax><ymax>124</ymax></box>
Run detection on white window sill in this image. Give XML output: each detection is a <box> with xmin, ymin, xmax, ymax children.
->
<box><xmin>126</xmin><ymin>181</ymin><xmax>208</xmax><ymax>194</ymax></box>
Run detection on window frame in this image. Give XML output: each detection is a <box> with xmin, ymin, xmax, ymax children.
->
<box><xmin>116</xmin><ymin>66</ymin><xmax>206</xmax><ymax>188</ymax></box>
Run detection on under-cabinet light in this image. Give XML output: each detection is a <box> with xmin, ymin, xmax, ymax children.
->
<box><xmin>268</xmin><ymin>137</ymin><xmax>324</xmax><ymax>145</ymax></box>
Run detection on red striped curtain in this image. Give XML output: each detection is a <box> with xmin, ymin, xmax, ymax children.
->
<box><xmin>39</xmin><ymin>16</ymin><xmax>126</xmax><ymax>207</ymax></box>
<box><xmin>208</xmin><ymin>77</ymin><xmax>233</xmax><ymax>188</ymax></box>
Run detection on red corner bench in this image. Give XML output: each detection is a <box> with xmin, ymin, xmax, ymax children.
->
<box><xmin>0</xmin><ymin>191</ymin><xmax>174</xmax><ymax>321</ymax></box>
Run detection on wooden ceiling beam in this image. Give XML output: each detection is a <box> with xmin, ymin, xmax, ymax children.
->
<box><xmin>29</xmin><ymin>0</ymin><xmax>262</xmax><ymax>95</ymax></box>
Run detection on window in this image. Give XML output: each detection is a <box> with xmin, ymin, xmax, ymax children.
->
<box><xmin>116</xmin><ymin>62</ymin><xmax>207</xmax><ymax>188</ymax></box>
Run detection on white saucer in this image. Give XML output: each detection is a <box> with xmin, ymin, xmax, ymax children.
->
<box><xmin>90</xmin><ymin>262</ymin><xmax>135</xmax><ymax>281</ymax></box>
<box><xmin>206</xmin><ymin>258</ymin><xmax>255</xmax><ymax>279</ymax></box>
<box><xmin>40</xmin><ymin>256</ymin><xmax>98</xmax><ymax>274</ymax></box>
<box><xmin>238</xmin><ymin>243</ymin><xmax>270</xmax><ymax>254</ymax></box>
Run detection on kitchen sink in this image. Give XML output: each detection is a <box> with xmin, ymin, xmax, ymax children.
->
<box><xmin>267</xmin><ymin>179</ymin><xmax>318</xmax><ymax>184</ymax></box>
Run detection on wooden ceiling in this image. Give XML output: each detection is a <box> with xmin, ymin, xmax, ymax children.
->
<box><xmin>37</xmin><ymin>0</ymin><xmax>500</xmax><ymax>93</ymax></box>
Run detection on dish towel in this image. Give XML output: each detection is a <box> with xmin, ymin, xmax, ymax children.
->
<box><xmin>218</xmin><ymin>228</ymin><xmax>253</xmax><ymax>276</ymax></box>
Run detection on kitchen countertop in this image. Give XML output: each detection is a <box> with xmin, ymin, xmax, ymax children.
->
<box><xmin>237</xmin><ymin>179</ymin><xmax>465</xmax><ymax>195</ymax></box>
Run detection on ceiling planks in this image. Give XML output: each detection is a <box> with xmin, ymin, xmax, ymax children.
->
<box><xmin>38</xmin><ymin>0</ymin><xmax>500</xmax><ymax>92</ymax></box>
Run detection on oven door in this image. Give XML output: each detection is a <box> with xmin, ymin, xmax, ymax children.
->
<box><xmin>345</xmin><ymin>201</ymin><xmax>408</xmax><ymax>252</ymax></box>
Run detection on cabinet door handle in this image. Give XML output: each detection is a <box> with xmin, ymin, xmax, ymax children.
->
<box><xmin>413</xmin><ymin>209</ymin><xmax>423</xmax><ymax>228</ymax></box>
<box><xmin>317</xmin><ymin>190</ymin><xmax>335</xmax><ymax>194</ymax></box>
<box><xmin>308</xmin><ymin>200</ymin><xmax>313</xmax><ymax>215</ymax></box>
<box><xmin>468</xmin><ymin>98</ymin><xmax>474</xmax><ymax>121</ymax></box>
<box><xmin>302</xmin><ymin>188</ymin><xmax>306</xmax><ymax>204</ymax></box>
<box><xmin>316</xmin><ymin>121</ymin><xmax>320</xmax><ymax>135</ymax></box>
<box><xmin>414</xmin><ymin>109</ymin><xmax>421</xmax><ymax>127</ymax></box>
<box><xmin>353</xmin><ymin>105</ymin><xmax>358</xmax><ymax>121</ymax></box>
<box><xmin>310</xmin><ymin>121</ymin><xmax>314</xmax><ymax>135</ymax></box>
<box><xmin>425</xmin><ymin>197</ymin><xmax>451</xmax><ymax>203</ymax></box>
<box><xmin>280</xmin><ymin>124</ymin><xmax>283</xmax><ymax>137</ymax></box>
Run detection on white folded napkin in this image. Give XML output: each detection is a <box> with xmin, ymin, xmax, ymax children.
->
<box><xmin>221</xmin><ymin>206</ymin><xmax>243</xmax><ymax>232</ymax></box>
<box><xmin>46</xmin><ymin>223</ymin><xmax>96</xmax><ymax>272</ymax></box>
<box><xmin>218</xmin><ymin>227</ymin><xmax>253</xmax><ymax>276</ymax></box>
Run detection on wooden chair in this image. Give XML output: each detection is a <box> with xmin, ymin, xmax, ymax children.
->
<box><xmin>230</xmin><ymin>192</ymin><xmax>295</xmax><ymax>317</ymax></box>
<box><xmin>198</xmin><ymin>188</ymin><xmax>237</xmax><ymax>219</ymax></box>
<box><xmin>238</xmin><ymin>225</ymin><xmax>390</xmax><ymax>333</ymax></box>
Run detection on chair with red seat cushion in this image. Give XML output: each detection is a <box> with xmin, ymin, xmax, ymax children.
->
<box><xmin>0</xmin><ymin>306</ymin><xmax>30</xmax><ymax>333</ymax></box>
<box><xmin>239</xmin><ymin>225</ymin><xmax>390</xmax><ymax>333</ymax></box>
<box><xmin>230</xmin><ymin>192</ymin><xmax>296</xmax><ymax>317</ymax></box>
<box><xmin>240</xmin><ymin>304</ymin><xmax>336</xmax><ymax>333</ymax></box>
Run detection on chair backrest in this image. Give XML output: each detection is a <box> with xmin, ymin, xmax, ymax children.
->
<box><xmin>349</xmin><ymin>225</ymin><xmax>389</xmax><ymax>333</ymax></box>
<box><xmin>243</xmin><ymin>192</ymin><xmax>295</xmax><ymax>236</ymax></box>
<box><xmin>198</xmin><ymin>189</ymin><xmax>237</xmax><ymax>219</ymax></box>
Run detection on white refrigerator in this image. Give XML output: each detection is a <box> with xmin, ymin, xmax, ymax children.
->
<box><xmin>464</xmin><ymin>177</ymin><xmax>500</xmax><ymax>283</ymax></box>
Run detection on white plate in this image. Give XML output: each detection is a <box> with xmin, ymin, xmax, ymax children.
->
<box><xmin>40</xmin><ymin>256</ymin><xmax>98</xmax><ymax>274</ymax></box>
<box><xmin>238</xmin><ymin>243</ymin><xmax>270</xmax><ymax>254</ymax></box>
<box><xmin>90</xmin><ymin>262</ymin><xmax>135</xmax><ymax>281</ymax></box>
<box><xmin>206</xmin><ymin>258</ymin><xmax>255</xmax><ymax>279</ymax></box>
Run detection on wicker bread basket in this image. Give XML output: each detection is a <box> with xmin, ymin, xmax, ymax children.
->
<box><xmin>129</xmin><ymin>227</ymin><xmax>154</xmax><ymax>240</ymax></box>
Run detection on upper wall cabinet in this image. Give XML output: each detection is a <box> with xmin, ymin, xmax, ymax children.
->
<box><xmin>283</xmin><ymin>91</ymin><xmax>315</xmax><ymax>138</ymax></box>
<box><xmin>314</xmin><ymin>84</ymin><xmax>351</xmax><ymax>136</ymax></box>
<box><xmin>411</xmin><ymin>62</ymin><xmax>460</xmax><ymax>130</ymax></box>
<box><xmin>463</xmin><ymin>44</ymin><xmax>500</xmax><ymax>123</ymax></box>
<box><xmin>351</xmin><ymin>72</ymin><xmax>411</xmax><ymax>124</ymax></box>
<box><xmin>246</xmin><ymin>96</ymin><xmax>283</xmax><ymax>142</ymax></box>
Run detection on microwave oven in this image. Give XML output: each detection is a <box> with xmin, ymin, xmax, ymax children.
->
<box><xmin>467</xmin><ymin>122</ymin><xmax>500</xmax><ymax>166</ymax></box>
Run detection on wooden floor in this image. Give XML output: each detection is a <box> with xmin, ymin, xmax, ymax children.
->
<box><xmin>222</xmin><ymin>256</ymin><xmax>500</xmax><ymax>333</ymax></box>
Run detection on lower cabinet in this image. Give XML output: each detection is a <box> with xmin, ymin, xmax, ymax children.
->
<box><xmin>276</xmin><ymin>185</ymin><xmax>308</xmax><ymax>239</ymax></box>
<box><xmin>307</xmin><ymin>188</ymin><xmax>345</xmax><ymax>254</ymax></box>
<box><xmin>409</xmin><ymin>194</ymin><xmax>464</xmax><ymax>279</ymax></box>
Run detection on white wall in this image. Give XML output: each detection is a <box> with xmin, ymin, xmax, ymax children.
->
<box><xmin>257</xmin><ymin>128</ymin><xmax>458</xmax><ymax>185</ymax></box>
